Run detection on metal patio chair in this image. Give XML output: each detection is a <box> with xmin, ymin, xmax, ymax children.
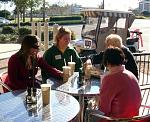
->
<box><xmin>133</xmin><ymin>52</ymin><xmax>150</xmax><ymax>86</ymax></box>
<box><xmin>87</xmin><ymin>85</ymin><xmax>150</xmax><ymax>122</ymax></box>
<box><xmin>0</xmin><ymin>72</ymin><xmax>12</xmax><ymax>93</ymax></box>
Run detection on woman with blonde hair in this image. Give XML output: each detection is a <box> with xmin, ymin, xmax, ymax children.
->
<box><xmin>105</xmin><ymin>34</ymin><xmax>122</xmax><ymax>48</ymax></box>
<box><xmin>42</xmin><ymin>26</ymin><xmax>82</xmax><ymax>83</ymax></box>
<box><xmin>88</xmin><ymin>34</ymin><xmax>138</xmax><ymax>79</ymax></box>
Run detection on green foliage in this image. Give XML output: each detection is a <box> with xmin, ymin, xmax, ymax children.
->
<box><xmin>18</xmin><ymin>27</ymin><xmax>31</xmax><ymax>36</ymax></box>
<box><xmin>0</xmin><ymin>0</ymin><xmax>11</xmax><ymax>2</ymax></box>
<box><xmin>27</xmin><ymin>0</ymin><xmax>42</xmax><ymax>8</ymax></box>
<box><xmin>41</xmin><ymin>31</ymin><xmax>53</xmax><ymax>41</ymax></box>
<box><xmin>141</xmin><ymin>11</ymin><xmax>150</xmax><ymax>16</ymax></box>
<box><xmin>50</xmin><ymin>15</ymin><xmax>83</xmax><ymax>21</ymax></box>
<box><xmin>1</xmin><ymin>26</ymin><xmax>16</xmax><ymax>34</ymax></box>
<box><xmin>0</xmin><ymin>34</ymin><xmax>18</xmax><ymax>43</ymax></box>
<box><xmin>0</xmin><ymin>10</ymin><xmax>11</xmax><ymax>19</ymax></box>
<box><xmin>12</xmin><ymin>0</ymin><xmax>42</xmax><ymax>15</ymax></box>
<box><xmin>17</xmin><ymin>27</ymin><xmax>31</xmax><ymax>43</ymax></box>
<box><xmin>49</xmin><ymin>20</ymin><xmax>84</xmax><ymax>25</ymax></box>
<box><xmin>20</xmin><ymin>22</ymin><xmax>31</xmax><ymax>26</ymax></box>
<box><xmin>0</xmin><ymin>34</ymin><xmax>7</xmax><ymax>43</ymax></box>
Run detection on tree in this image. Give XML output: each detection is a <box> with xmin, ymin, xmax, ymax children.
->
<box><xmin>0</xmin><ymin>0</ymin><xmax>11</xmax><ymax>2</ymax></box>
<box><xmin>43</xmin><ymin>0</ymin><xmax>45</xmax><ymax>22</ymax></box>
<box><xmin>0</xmin><ymin>0</ymin><xmax>12</xmax><ymax>18</ymax></box>
<box><xmin>12</xmin><ymin>0</ymin><xmax>42</xmax><ymax>30</ymax></box>
<box><xmin>12</xmin><ymin>0</ymin><xmax>28</xmax><ymax>29</ymax></box>
<box><xmin>26</xmin><ymin>0</ymin><xmax>42</xmax><ymax>22</ymax></box>
<box><xmin>0</xmin><ymin>10</ymin><xmax>11</xmax><ymax>19</ymax></box>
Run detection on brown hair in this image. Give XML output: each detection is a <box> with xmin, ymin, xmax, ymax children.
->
<box><xmin>103</xmin><ymin>47</ymin><xmax>125</xmax><ymax>66</ymax></box>
<box><xmin>55</xmin><ymin>26</ymin><xmax>71</xmax><ymax>45</ymax></box>
<box><xmin>17</xmin><ymin>34</ymin><xmax>39</xmax><ymax>66</ymax></box>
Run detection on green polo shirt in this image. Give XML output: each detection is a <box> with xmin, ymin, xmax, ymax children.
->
<box><xmin>41</xmin><ymin>45</ymin><xmax>82</xmax><ymax>82</ymax></box>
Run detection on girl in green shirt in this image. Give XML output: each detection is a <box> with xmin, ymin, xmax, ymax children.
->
<box><xmin>41</xmin><ymin>27</ymin><xmax>82</xmax><ymax>84</ymax></box>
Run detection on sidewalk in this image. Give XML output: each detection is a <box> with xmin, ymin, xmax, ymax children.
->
<box><xmin>0</xmin><ymin>44</ymin><xmax>44</xmax><ymax>74</ymax></box>
<box><xmin>0</xmin><ymin>44</ymin><xmax>20</xmax><ymax>59</ymax></box>
<box><xmin>0</xmin><ymin>44</ymin><xmax>20</xmax><ymax>74</ymax></box>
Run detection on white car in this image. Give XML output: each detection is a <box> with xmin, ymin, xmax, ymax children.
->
<box><xmin>0</xmin><ymin>17</ymin><xmax>11</xmax><ymax>24</ymax></box>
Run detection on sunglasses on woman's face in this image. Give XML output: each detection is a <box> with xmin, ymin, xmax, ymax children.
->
<box><xmin>32</xmin><ymin>45</ymin><xmax>39</xmax><ymax>49</ymax></box>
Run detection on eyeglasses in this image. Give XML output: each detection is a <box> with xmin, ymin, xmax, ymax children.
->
<box><xmin>32</xmin><ymin>45</ymin><xmax>39</xmax><ymax>49</ymax></box>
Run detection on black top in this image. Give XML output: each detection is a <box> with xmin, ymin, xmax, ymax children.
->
<box><xmin>90</xmin><ymin>46</ymin><xmax>138</xmax><ymax>79</ymax></box>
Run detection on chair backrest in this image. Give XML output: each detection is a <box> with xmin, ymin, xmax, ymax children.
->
<box><xmin>133</xmin><ymin>53</ymin><xmax>150</xmax><ymax>86</ymax></box>
<box><xmin>0</xmin><ymin>72</ymin><xmax>12</xmax><ymax>93</ymax></box>
<box><xmin>87</xmin><ymin>85</ymin><xmax>150</xmax><ymax>122</ymax></box>
<box><xmin>0</xmin><ymin>80</ymin><xmax>4</xmax><ymax>93</ymax></box>
<box><xmin>139</xmin><ymin>85</ymin><xmax>150</xmax><ymax>116</ymax></box>
<box><xmin>88</xmin><ymin>113</ymin><xmax>150</xmax><ymax>122</ymax></box>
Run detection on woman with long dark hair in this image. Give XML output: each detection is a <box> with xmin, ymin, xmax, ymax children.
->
<box><xmin>4</xmin><ymin>34</ymin><xmax>62</xmax><ymax>91</ymax></box>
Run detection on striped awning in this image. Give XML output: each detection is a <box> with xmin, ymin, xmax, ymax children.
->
<box><xmin>81</xmin><ymin>9</ymin><xmax>135</xmax><ymax>18</ymax></box>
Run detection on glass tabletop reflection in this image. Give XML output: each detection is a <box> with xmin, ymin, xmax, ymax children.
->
<box><xmin>57</xmin><ymin>72</ymin><xmax>100</xmax><ymax>97</ymax></box>
<box><xmin>0</xmin><ymin>90</ymin><xmax>80</xmax><ymax>122</ymax></box>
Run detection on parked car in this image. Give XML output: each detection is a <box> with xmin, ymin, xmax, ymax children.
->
<box><xmin>0</xmin><ymin>17</ymin><xmax>11</xmax><ymax>25</ymax></box>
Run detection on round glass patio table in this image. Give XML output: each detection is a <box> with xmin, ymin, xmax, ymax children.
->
<box><xmin>56</xmin><ymin>72</ymin><xmax>100</xmax><ymax>122</ymax></box>
<box><xmin>0</xmin><ymin>90</ymin><xmax>80</xmax><ymax>122</ymax></box>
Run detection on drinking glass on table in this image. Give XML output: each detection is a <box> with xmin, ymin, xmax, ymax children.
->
<box><xmin>62</xmin><ymin>66</ymin><xmax>71</xmax><ymax>82</ymax></box>
<box><xmin>68</xmin><ymin>62</ymin><xmax>76</xmax><ymax>76</ymax></box>
<box><xmin>41</xmin><ymin>84</ymin><xmax>51</xmax><ymax>106</ymax></box>
<box><xmin>84</xmin><ymin>59</ymin><xmax>93</xmax><ymax>81</ymax></box>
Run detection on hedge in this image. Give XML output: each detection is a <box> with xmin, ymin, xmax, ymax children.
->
<box><xmin>49</xmin><ymin>15</ymin><xmax>83</xmax><ymax>21</ymax></box>
<box><xmin>0</xmin><ymin>20</ymin><xmax>84</xmax><ymax>28</ymax></box>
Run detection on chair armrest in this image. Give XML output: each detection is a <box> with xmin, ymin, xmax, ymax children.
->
<box><xmin>90</xmin><ymin>112</ymin><xmax>113</xmax><ymax>120</ymax></box>
<box><xmin>140</xmin><ymin>85</ymin><xmax>150</xmax><ymax>90</ymax></box>
<box><xmin>0</xmin><ymin>79</ymin><xmax>12</xmax><ymax>92</ymax></box>
<box><xmin>141</xmin><ymin>105</ymin><xmax>150</xmax><ymax>109</ymax></box>
<box><xmin>87</xmin><ymin>110</ymin><xmax>108</xmax><ymax>122</ymax></box>
<box><xmin>90</xmin><ymin>112</ymin><xmax>138</xmax><ymax>122</ymax></box>
<box><xmin>88</xmin><ymin>109</ymin><xmax>150</xmax><ymax>122</ymax></box>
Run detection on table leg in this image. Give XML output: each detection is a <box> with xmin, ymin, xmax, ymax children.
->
<box><xmin>78</xmin><ymin>95</ymin><xmax>84</xmax><ymax>122</ymax></box>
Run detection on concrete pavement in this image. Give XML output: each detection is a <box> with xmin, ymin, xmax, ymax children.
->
<box><xmin>0</xmin><ymin>44</ymin><xmax>20</xmax><ymax>59</ymax></box>
<box><xmin>0</xmin><ymin>44</ymin><xmax>20</xmax><ymax>74</ymax></box>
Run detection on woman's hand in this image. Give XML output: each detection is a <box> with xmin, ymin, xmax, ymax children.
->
<box><xmin>60</xmin><ymin>71</ymin><xmax>64</xmax><ymax>78</ymax></box>
<box><xmin>83</xmin><ymin>59</ymin><xmax>92</xmax><ymax>71</ymax></box>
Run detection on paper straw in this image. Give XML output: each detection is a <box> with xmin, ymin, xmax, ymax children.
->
<box><xmin>64</xmin><ymin>58</ymin><xmax>66</xmax><ymax>66</ymax></box>
<box><xmin>71</xmin><ymin>55</ymin><xmax>72</xmax><ymax>62</ymax></box>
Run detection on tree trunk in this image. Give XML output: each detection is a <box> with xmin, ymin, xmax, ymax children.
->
<box><xmin>43</xmin><ymin>0</ymin><xmax>45</xmax><ymax>22</ymax></box>
<box><xmin>15</xmin><ymin>14</ymin><xmax>16</xmax><ymax>23</ymax></box>
<box><xmin>30</xmin><ymin>6</ymin><xmax>33</xmax><ymax>22</ymax></box>
<box><xmin>17</xmin><ymin>6</ymin><xmax>20</xmax><ymax>31</ymax></box>
<box><xmin>20</xmin><ymin>13</ymin><xmax>22</xmax><ymax>20</ymax></box>
<box><xmin>23</xmin><ymin>7</ymin><xmax>25</xmax><ymax>22</ymax></box>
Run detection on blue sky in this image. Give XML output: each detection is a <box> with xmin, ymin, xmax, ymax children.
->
<box><xmin>0</xmin><ymin>0</ymin><xmax>139</xmax><ymax>12</ymax></box>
